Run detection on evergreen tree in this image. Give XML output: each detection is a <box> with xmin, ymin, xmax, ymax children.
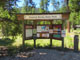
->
<box><xmin>69</xmin><ymin>0</ymin><xmax>80</xmax><ymax>25</ymax></box>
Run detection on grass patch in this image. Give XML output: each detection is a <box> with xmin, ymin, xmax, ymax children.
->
<box><xmin>0</xmin><ymin>29</ymin><xmax>80</xmax><ymax>51</ymax></box>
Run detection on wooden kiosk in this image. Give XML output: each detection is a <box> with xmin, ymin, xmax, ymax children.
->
<box><xmin>16</xmin><ymin>12</ymin><xmax>70</xmax><ymax>49</ymax></box>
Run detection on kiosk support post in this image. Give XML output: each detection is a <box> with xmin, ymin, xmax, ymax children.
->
<box><xmin>33</xmin><ymin>21</ymin><xmax>37</xmax><ymax>48</ymax></box>
<box><xmin>22</xmin><ymin>20</ymin><xmax>25</xmax><ymax>49</ymax></box>
<box><xmin>62</xmin><ymin>21</ymin><xmax>65</xmax><ymax>50</ymax></box>
<box><xmin>67</xmin><ymin>20</ymin><xmax>70</xmax><ymax>33</ymax></box>
<box><xmin>62</xmin><ymin>38</ymin><xmax>64</xmax><ymax>50</ymax></box>
<box><xmin>34</xmin><ymin>39</ymin><xmax>36</xmax><ymax>48</ymax></box>
<box><xmin>50</xmin><ymin>20</ymin><xmax>53</xmax><ymax>47</ymax></box>
<box><xmin>74</xmin><ymin>35</ymin><xmax>79</xmax><ymax>52</ymax></box>
<box><xmin>50</xmin><ymin>38</ymin><xmax>52</xmax><ymax>47</ymax></box>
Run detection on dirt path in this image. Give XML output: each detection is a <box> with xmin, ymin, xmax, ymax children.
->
<box><xmin>0</xmin><ymin>49</ymin><xmax>80</xmax><ymax>60</ymax></box>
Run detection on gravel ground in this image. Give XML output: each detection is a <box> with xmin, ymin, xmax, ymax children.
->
<box><xmin>0</xmin><ymin>49</ymin><xmax>80</xmax><ymax>60</ymax></box>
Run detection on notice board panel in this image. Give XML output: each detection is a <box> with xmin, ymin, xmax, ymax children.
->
<box><xmin>25</xmin><ymin>25</ymin><xmax>33</xmax><ymax>40</ymax></box>
<box><xmin>24</xmin><ymin>24</ymin><xmax>63</xmax><ymax>40</ymax></box>
<box><xmin>52</xmin><ymin>24</ymin><xmax>62</xmax><ymax>40</ymax></box>
<box><xmin>37</xmin><ymin>25</ymin><xmax>50</xmax><ymax>38</ymax></box>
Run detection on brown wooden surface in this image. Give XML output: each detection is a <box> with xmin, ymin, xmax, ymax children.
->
<box><xmin>16</xmin><ymin>13</ymin><xmax>70</xmax><ymax>20</ymax></box>
<box><xmin>67</xmin><ymin>20</ymin><xmax>70</xmax><ymax>32</ymax></box>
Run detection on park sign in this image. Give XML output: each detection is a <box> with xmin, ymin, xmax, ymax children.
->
<box><xmin>16</xmin><ymin>13</ymin><xmax>70</xmax><ymax>48</ymax></box>
<box><xmin>24</xmin><ymin>14</ymin><xmax>62</xmax><ymax>20</ymax></box>
<box><xmin>16</xmin><ymin>13</ymin><xmax>70</xmax><ymax>20</ymax></box>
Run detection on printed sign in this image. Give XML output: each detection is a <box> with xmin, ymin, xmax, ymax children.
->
<box><xmin>37</xmin><ymin>26</ymin><xmax>49</xmax><ymax>32</ymax></box>
<box><xmin>25</xmin><ymin>29</ymin><xmax>32</xmax><ymax>38</ymax></box>
<box><xmin>37</xmin><ymin>26</ymin><xmax>49</xmax><ymax>38</ymax></box>
<box><xmin>53</xmin><ymin>25</ymin><xmax>62</xmax><ymax>39</ymax></box>
<box><xmin>24</xmin><ymin>14</ymin><xmax>62</xmax><ymax>20</ymax></box>
<box><xmin>61</xmin><ymin>30</ymin><xmax>66</xmax><ymax>37</ymax></box>
<box><xmin>25</xmin><ymin>25</ymin><xmax>33</xmax><ymax>39</ymax></box>
<box><xmin>49</xmin><ymin>29</ymin><xmax>53</xmax><ymax>33</ymax></box>
<box><xmin>37</xmin><ymin>33</ymin><xmax>49</xmax><ymax>38</ymax></box>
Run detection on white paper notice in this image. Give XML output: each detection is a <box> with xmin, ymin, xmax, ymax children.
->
<box><xmin>37</xmin><ymin>33</ymin><xmax>40</xmax><ymax>37</ymax></box>
<box><xmin>61</xmin><ymin>30</ymin><xmax>66</xmax><ymax>37</ymax></box>
<box><xmin>37</xmin><ymin>26</ymin><xmax>42</xmax><ymax>32</ymax></box>
<box><xmin>49</xmin><ymin>29</ymin><xmax>53</xmax><ymax>33</ymax></box>
<box><xmin>47</xmin><ymin>34</ymin><xmax>49</xmax><ymax>37</ymax></box>
<box><xmin>26</xmin><ymin>29</ymin><xmax>32</xmax><ymax>37</ymax></box>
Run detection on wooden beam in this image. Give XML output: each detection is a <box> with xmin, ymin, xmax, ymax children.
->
<box><xmin>16</xmin><ymin>13</ymin><xmax>70</xmax><ymax>20</ymax></box>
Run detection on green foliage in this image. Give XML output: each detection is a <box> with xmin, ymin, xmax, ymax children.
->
<box><xmin>0</xmin><ymin>7</ymin><xmax>22</xmax><ymax>37</ymax></box>
<box><xmin>69</xmin><ymin>0</ymin><xmax>80</xmax><ymax>25</ymax></box>
<box><xmin>59</xmin><ymin>6</ymin><xmax>67</xmax><ymax>12</ymax></box>
<box><xmin>40</xmin><ymin>0</ymin><xmax>45</xmax><ymax>13</ymax></box>
<box><xmin>69</xmin><ymin>12</ymin><xmax>80</xmax><ymax>24</ymax></box>
<box><xmin>0</xmin><ymin>7</ymin><xmax>10</xmax><ymax>18</ymax></box>
<box><xmin>69</xmin><ymin>0</ymin><xmax>80</xmax><ymax>12</ymax></box>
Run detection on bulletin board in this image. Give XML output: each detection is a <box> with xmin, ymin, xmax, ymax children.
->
<box><xmin>16</xmin><ymin>13</ymin><xmax>70</xmax><ymax>49</ymax></box>
<box><xmin>24</xmin><ymin>24</ymin><xmax>62</xmax><ymax>40</ymax></box>
<box><xmin>53</xmin><ymin>24</ymin><xmax>62</xmax><ymax>40</ymax></box>
<box><xmin>25</xmin><ymin>25</ymin><xmax>33</xmax><ymax>40</ymax></box>
<box><xmin>37</xmin><ymin>25</ymin><xmax>50</xmax><ymax>38</ymax></box>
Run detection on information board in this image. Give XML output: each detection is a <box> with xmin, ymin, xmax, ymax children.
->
<box><xmin>53</xmin><ymin>25</ymin><xmax>62</xmax><ymax>40</ymax></box>
<box><xmin>37</xmin><ymin>26</ymin><xmax>49</xmax><ymax>38</ymax></box>
<box><xmin>24</xmin><ymin>14</ymin><xmax>62</xmax><ymax>20</ymax></box>
<box><xmin>25</xmin><ymin>25</ymin><xmax>33</xmax><ymax>39</ymax></box>
<box><xmin>25</xmin><ymin>24</ymin><xmax>62</xmax><ymax>40</ymax></box>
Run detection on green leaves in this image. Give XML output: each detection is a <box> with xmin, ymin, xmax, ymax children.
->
<box><xmin>69</xmin><ymin>11</ymin><xmax>80</xmax><ymax>24</ymax></box>
<box><xmin>69</xmin><ymin>0</ymin><xmax>80</xmax><ymax>12</ymax></box>
<box><xmin>0</xmin><ymin>7</ymin><xmax>10</xmax><ymax>18</ymax></box>
<box><xmin>69</xmin><ymin>0</ymin><xmax>80</xmax><ymax>24</ymax></box>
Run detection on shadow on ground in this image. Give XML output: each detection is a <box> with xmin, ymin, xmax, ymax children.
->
<box><xmin>0</xmin><ymin>38</ymin><xmax>15</xmax><ymax>46</ymax></box>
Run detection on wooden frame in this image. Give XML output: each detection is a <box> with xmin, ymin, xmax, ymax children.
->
<box><xmin>16</xmin><ymin>13</ymin><xmax>70</xmax><ymax>20</ymax></box>
<box><xmin>16</xmin><ymin>13</ymin><xmax>70</xmax><ymax>49</ymax></box>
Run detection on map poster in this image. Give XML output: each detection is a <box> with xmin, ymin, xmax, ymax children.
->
<box><xmin>37</xmin><ymin>26</ymin><xmax>49</xmax><ymax>32</ymax></box>
<box><xmin>37</xmin><ymin>26</ymin><xmax>49</xmax><ymax>38</ymax></box>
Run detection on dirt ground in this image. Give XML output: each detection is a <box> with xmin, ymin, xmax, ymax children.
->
<box><xmin>0</xmin><ymin>49</ymin><xmax>80</xmax><ymax>60</ymax></box>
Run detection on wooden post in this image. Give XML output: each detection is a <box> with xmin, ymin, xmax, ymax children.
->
<box><xmin>22</xmin><ymin>20</ymin><xmax>25</xmax><ymax>49</ymax></box>
<box><xmin>50</xmin><ymin>20</ymin><xmax>53</xmax><ymax>47</ymax></box>
<box><xmin>34</xmin><ymin>39</ymin><xmax>36</xmax><ymax>48</ymax></box>
<box><xmin>74</xmin><ymin>35</ymin><xmax>79</xmax><ymax>52</ymax></box>
<box><xmin>67</xmin><ymin>20</ymin><xmax>70</xmax><ymax>33</ymax></box>
<box><xmin>33</xmin><ymin>21</ymin><xmax>37</xmax><ymax>48</ymax></box>
<box><xmin>50</xmin><ymin>38</ymin><xmax>52</xmax><ymax>47</ymax></box>
<box><xmin>62</xmin><ymin>38</ymin><xmax>64</xmax><ymax>50</ymax></box>
<box><xmin>62</xmin><ymin>21</ymin><xmax>65</xmax><ymax>50</ymax></box>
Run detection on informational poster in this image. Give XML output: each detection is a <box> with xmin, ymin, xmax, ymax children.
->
<box><xmin>25</xmin><ymin>29</ymin><xmax>32</xmax><ymax>37</ymax></box>
<box><xmin>37</xmin><ymin>26</ymin><xmax>49</xmax><ymax>38</ymax></box>
<box><xmin>37</xmin><ymin>26</ymin><xmax>49</xmax><ymax>32</ymax></box>
<box><xmin>49</xmin><ymin>29</ymin><xmax>53</xmax><ymax>33</ymax></box>
<box><xmin>53</xmin><ymin>25</ymin><xmax>62</xmax><ymax>39</ymax></box>
<box><xmin>37</xmin><ymin>33</ymin><xmax>49</xmax><ymax>38</ymax></box>
<box><xmin>24</xmin><ymin>14</ymin><xmax>62</xmax><ymax>20</ymax></box>
<box><xmin>25</xmin><ymin>25</ymin><xmax>63</xmax><ymax>39</ymax></box>
<box><xmin>61</xmin><ymin>30</ymin><xmax>66</xmax><ymax>37</ymax></box>
<box><xmin>25</xmin><ymin>25</ymin><xmax>33</xmax><ymax>39</ymax></box>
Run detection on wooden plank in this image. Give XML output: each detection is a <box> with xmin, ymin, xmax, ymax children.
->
<box><xmin>16</xmin><ymin>13</ymin><xmax>70</xmax><ymax>20</ymax></box>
